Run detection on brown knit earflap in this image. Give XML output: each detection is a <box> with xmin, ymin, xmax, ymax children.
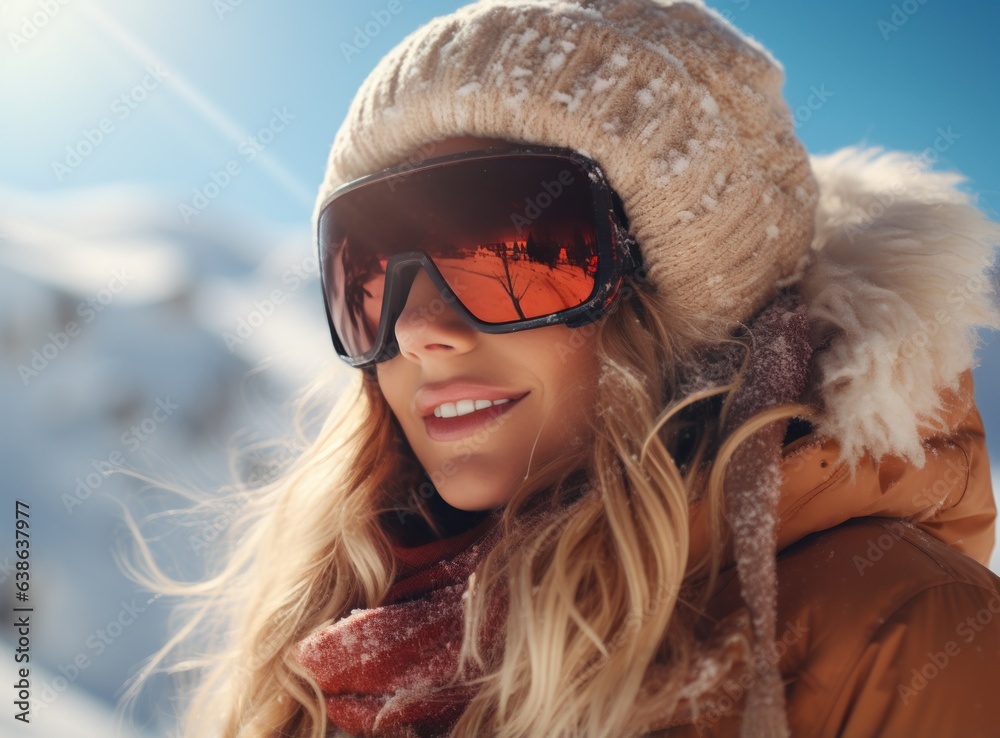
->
<box><xmin>716</xmin><ymin>289</ymin><xmax>813</xmax><ymax>736</ymax></box>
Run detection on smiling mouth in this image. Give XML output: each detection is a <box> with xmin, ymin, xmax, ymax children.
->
<box><xmin>422</xmin><ymin>393</ymin><xmax>528</xmax><ymax>442</ymax></box>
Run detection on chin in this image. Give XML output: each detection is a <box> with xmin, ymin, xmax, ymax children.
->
<box><xmin>440</xmin><ymin>489</ymin><xmax>504</xmax><ymax>512</ymax></box>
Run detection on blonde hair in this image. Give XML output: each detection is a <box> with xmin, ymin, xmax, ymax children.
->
<box><xmin>118</xmin><ymin>271</ymin><xmax>814</xmax><ymax>737</ymax></box>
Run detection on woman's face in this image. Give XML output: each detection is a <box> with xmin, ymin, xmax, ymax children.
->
<box><xmin>376</xmin><ymin>135</ymin><xmax>603</xmax><ymax>511</ymax></box>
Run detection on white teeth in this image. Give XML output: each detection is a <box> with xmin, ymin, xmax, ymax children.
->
<box><xmin>433</xmin><ymin>397</ymin><xmax>512</xmax><ymax>418</ymax></box>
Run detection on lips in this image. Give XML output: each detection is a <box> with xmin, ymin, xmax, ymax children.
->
<box><xmin>423</xmin><ymin>393</ymin><xmax>528</xmax><ymax>442</ymax></box>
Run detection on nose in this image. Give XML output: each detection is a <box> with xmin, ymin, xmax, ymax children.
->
<box><xmin>393</xmin><ymin>267</ymin><xmax>478</xmax><ymax>362</ymax></box>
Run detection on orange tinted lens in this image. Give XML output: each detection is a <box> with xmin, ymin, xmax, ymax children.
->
<box><xmin>321</xmin><ymin>154</ymin><xmax>599</xmax><ymax>360</ymax></box>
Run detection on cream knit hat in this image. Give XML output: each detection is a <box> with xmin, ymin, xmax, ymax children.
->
<box><xmin>315</xmin><ymin>0</ymin><xmax>820</xmax><ymax>342</ymax></box>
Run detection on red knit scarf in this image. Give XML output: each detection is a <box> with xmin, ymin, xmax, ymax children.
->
<box><xmin>295</xmin><ymin>512</ymin><xmax>505</xmax><ymax>738</ymax></box>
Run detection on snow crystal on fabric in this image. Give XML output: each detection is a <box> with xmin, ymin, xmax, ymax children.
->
<box><xmin>544</xmin><ymin>52</ymin><xmax>567</xmax><ymax>71</ymax></box>
<box><xmin>593</xmin><ymin>75</ymin><xmax>617</xmax><ymax>93</ymax></box>
<box><xmin>598</xmin><ymin>357</ymin><xmax>648</xmax><ymax>397</ymax></box>
<box><xmin>700</xmin><ymin>91</ymin><xmax>720</xmax><ymax>116</ymax></box>
<box><xmin>513</xmin><ymin>26</ymin><xmax>540</xmax><ymax>52</ymax></box>
<box><xmin>550</xmin><ymin>88</ymin><xmax>586</xmax><ymax>112</ymax></box>
<box><xmin>456</xmin><ymin>81</ymin><xmax>482</xmax><ymax>96</ymax></box>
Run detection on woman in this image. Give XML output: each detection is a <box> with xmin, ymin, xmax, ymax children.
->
<box><xmin>129</xmin><ymin>1</ymin><xmax>1000</xmax><ymax>736</ymax></box>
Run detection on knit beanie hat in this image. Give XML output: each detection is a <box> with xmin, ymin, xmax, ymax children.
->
<box><xmin>315</xmin><ymin>1</ymin><xmax>820</xmax><ymax>735</ymax></box>
<box><xmin>315</xmin><ymin>0</ymin><xmax>820</xmax><ymax>344</ymax></box>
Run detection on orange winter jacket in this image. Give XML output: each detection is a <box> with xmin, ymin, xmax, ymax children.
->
<box><xmin>652</xmin><ymin>368</ymin><xmax>999</xmax><ymax>738</ymax></box>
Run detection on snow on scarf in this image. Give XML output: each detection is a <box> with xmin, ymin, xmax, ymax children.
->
<box><xmin>295</xmin><ymin>512</ymin><xmax>505</xmax><ymax>738</ymax></box>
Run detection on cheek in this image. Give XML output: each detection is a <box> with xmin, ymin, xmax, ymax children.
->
<box><xmin>541</xmin><ymin>329</ymin><xmax>602</xmax><ymax>423</ymax></box>
<box><xmin>375</xmin><ymin>362</ymin><xmax>406</xmax><ymax>416</ymax></box>
<box><xmin>560</xmin><ymin>325</ymin><xmax>602</xmax><ymax>383</ymax></box>
<box><xmin>571</xmin><ymin>356</ymin><xmax>602</xmax><ymax>416</ymax></box>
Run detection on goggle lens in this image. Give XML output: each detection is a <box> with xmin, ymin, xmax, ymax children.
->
<box><xmin>319</xmin><ymin>153</ymin><xmax>604</xmax><ymax>364</ymax></box>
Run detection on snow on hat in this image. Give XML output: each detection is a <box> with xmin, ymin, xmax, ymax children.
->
<box><xmin>314</xmin><ymin>0</ymin><xmax>820</xmax><ymax>343</ymax></box>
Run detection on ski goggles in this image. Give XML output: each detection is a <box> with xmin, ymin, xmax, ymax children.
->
<box><xmin>316</xmin><ymin>144</ymin><xmax>643</xmax><ymax>369</ymax></box>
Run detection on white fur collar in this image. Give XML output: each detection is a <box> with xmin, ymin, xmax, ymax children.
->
<box><xmin>787</xmin><ymin>146</ymin><xmax>1000</xmax><ymax>473</ymax></box>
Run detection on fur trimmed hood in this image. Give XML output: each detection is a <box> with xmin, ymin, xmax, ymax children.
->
<box><xmin>669</xmin><ymin>145</ymin><xmax>1000</xmax><ymax>737</ymax></box>
<box><xmin>793</xmin><ymin>145</ymin><xmax>1000</xmax><ymax>477</ymax></box>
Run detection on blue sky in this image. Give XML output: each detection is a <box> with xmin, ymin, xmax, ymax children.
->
<box><xmin>2</xmin><ymin>0</ymin><xmax>998</xmax><ymax>226</ymax></box>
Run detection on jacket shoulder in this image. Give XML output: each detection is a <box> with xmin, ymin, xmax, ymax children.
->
<box><xmin>774</xmin><ymin>517</ymin><xmax>1000</xmax><ymax>737</ymax></box>
<box><xmin>656</xmin><ymin>518</ymin><xmax>1000</xmax><ymax>737</ymax></box>
<box><xmin>774</xmin><ymin>368</ymin><xmax>997</xmax><ymax>567</ymax></box>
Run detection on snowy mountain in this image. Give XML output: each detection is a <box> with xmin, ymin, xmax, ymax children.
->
<box><xmin>0</xmin><ymin>182</ymin><xmax>351</xmax><ymax>733</ymax></box>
